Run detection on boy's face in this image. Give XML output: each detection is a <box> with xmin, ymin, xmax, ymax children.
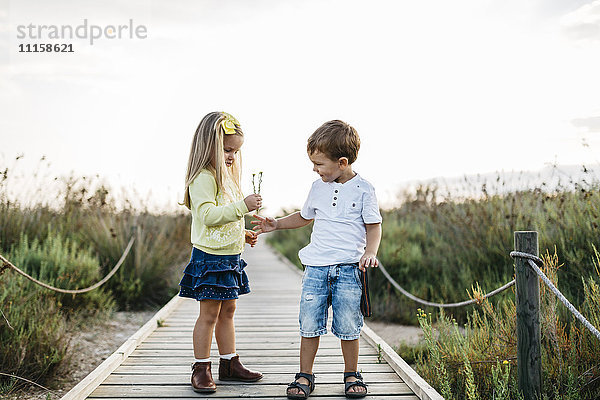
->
<box><xmin>308</xmin><ymin>151</ymin><xmax>345</xmax><ymax>183</ymax></box>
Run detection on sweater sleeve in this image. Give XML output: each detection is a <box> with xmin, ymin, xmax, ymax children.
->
<box><xmin>190</xmin><ymin>172</ymin><xmax>249</xmax><ymax>227</ymax></box>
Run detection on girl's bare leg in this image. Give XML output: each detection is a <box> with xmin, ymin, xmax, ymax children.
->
<box><xmin>193</xmin><ymin>299</ymin><xmax>222</xmax><ymax>359</ymax></box>
<box><xmin>214</xmin><ymin>299</ymin><xmax>237</xmax><ymax>355</ymax></box>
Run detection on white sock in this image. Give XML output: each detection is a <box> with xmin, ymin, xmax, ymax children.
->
<box><xmin>194</xmin><ymin>358</ymin><xmax>210</xmax><ymax>363</ymax></box>
<box><xmin>220</xmin><ymin>352</ymin><xmax>237</xmax><ymax>360</ymax></box>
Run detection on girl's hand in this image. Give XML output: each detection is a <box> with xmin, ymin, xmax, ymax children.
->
<box><xmin>251</xmin><ymin>214</ymin><xmax>277</xmax><ymax>234</ymax></box>
<box><xmin>244</xmin><ymin>194</ymin><xmax>262</xmax><ymax>212</ymax></box>
<box><xmin>245</xmin><ymin>230</ymin><xmax>258</xmax><ymax>247</ymax></box>
<box><xmin>359</xmin><ymin>252</ymin><xmax>379</xmax><ymax>272</ymax></box>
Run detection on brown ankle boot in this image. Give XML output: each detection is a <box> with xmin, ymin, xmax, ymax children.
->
<box><xmin>191</xmin><ymin>361</ymin><xmax>217</xmax><ymax>393</ymax></box>
<box><xmin>218</xmin><ymin>355</ymin><xmax>263</xmax><ymax>382</ymax></box>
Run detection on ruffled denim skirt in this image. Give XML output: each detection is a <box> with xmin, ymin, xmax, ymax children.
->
<box><xmin>178</xmin><ymin>247</ymin><xmax>250</xmax><ymax>301</ymax></box>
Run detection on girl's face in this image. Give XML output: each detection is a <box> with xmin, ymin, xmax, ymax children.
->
<box><xmin>223</xmin><ymin>134</ymin><xmax>244</xmax><ymax>167</ymax></box>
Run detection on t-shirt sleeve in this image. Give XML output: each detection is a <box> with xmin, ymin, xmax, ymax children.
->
<box><xmin>300</xmin><ymin>182</ymin><xmax>316</xmax><ymax>220</ymax></box>
<box><xmin>362</xmin><ymin>186</ymin><xmax>382</xmax><ymax>224</ymax></box>
<box><xmin>190</xmin><ymin>172</ymin><xmax>249</xmax><ymax>227</ymax></box>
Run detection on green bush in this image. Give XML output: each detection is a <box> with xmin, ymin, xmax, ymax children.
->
<box><xmin>8</xmin><ymin>233</ymin><xmax>115</xmax><ymax>312</ymax></box>
<box><xmin>0</xmin><ymin>291</ymin><xmax>67</xmax><ymax>392</ymax></box>
<box><xmin>0</xmin><ymin>232</ymin><xmax>113</xmax><ymax>390</ymax></box>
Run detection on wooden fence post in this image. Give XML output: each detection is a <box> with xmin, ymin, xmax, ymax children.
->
<box><xmin>514</xmin><ymin>231</ymin><xmax>542</xmax><ymax>400</ymax></box>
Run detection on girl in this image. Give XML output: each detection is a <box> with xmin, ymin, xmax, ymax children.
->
<box><xmin>179</xmin><ymin>111</ymin><xmax>263</xmax><ymax>393</ymax></box>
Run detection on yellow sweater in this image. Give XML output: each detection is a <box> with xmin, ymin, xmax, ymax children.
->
<box><xmin>189</xmin><ymin>170</ymin><xmax>248</xmax><ymax>255</ymax></box>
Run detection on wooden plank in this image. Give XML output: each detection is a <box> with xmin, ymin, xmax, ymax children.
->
<box><xmin>144</xmin><ymin>335</ymin><xmax>346</xmax><ymax>345</ymax></box>
<box><xmin>173</xmin><ymin>308</ymin><xmax>301</xmax><ymax>312</ymax></box>
<box><xmin>149</xmin><ymin>332</ymin><xmax>309</xmax><ymax>338</ymax></box>
<box><xmin>166</xmin><ymin>312</ymin><xmax>300</xmax><ymax>316</ymax></box>
<box><xmin>113</xmin><ymin>363</ymin><xmax>396</xmax><ymax>374</ymax></box>
<box><xmin>169</xmin><ymin>311</ymin><xmax>301</xmax><ymax>316</ymax></box>
<box><xmin>163</xmin><ymin>321</ymin><xmax>301</xmax><ymax>327</ymax></box>
<box><xmin>127</xmin><ymin>348</ymin><xmax>378</xmax><ymax>357</ymax></box>
<box><xmin>135</xmin><ymin>342</ymin><xmax>374</xmax><ymax>350</ymax></box>
<box><xmin>102</xmin><ymin>372</ymin><xmax>402</xmax><ymax>385</ymax></box>
<box><xmin>89</xmin><ymin>397</ymin><xmax>419</xmax><ymax>400</ymax></box>
<box><xmin>151</xmin><ymin>330</ymin><xmax>306</xmax><ymax>335</ymax></box>
<box><xmin>89</xmin><ymin>382</ymin><xmax>414</xmax><ymax>397</ymax></box>
<box><xmin>166</xmin><ymin>316</ymin><xmax>300</xmax><ymax>321</ymax></box>
<box><xmin>157</xmin><ymin>323</ymin><xmax>301</xmax><ymax>329</ymax></box>
<box><xmin>142</xmin><ymin>340</ymin><xmax>309</xmax><ymax>347</ymax></box>
<box><xmin>121</xmin><ymin>355</ymin><xmax>383</xmax><ymax>365</ymax></box>
<box><xmin>155</xmin><ymin>326</ymin><xmax>302</xmax><ymax>332</ymax></box>
<box><xmin>136</xmin><ymin>342</ymin><xmax>374</xmax><ymax>350</ymax></box>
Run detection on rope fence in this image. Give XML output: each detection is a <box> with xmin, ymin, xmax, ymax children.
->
<box><xmin>375</xmin><ymin>244</ymin><xmax>600</xmax><ymax>342</ymax></box>
<box><xmin>510</xmin><ymin>250</ymin><xmax>600</xmax><ymax>342</ymax></box>
<box><xmin>0</xmin><ymin>236</ymin><xmax>135</xmax><ymax>294</ymax></box>
<box><xmin>378</xmin><ymin>262</ymin><xmax>515</xmax><ymax>308</ymax></box>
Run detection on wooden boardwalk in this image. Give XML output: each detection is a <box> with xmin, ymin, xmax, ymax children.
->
<box><xmin>62</xmin><ymin>243</ymin><xmax>441</xmax><ymax>400</ymax></box>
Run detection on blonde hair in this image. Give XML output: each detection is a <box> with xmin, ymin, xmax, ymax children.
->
<box><xmin>183</xmin><ymin>111</ymin><xmax>244</xmax><ymax>209</ymax></box>
<box><xmin>307</xmin><ymin>120</ymin><xmax>360</xmax><ymax>164</ymax></box>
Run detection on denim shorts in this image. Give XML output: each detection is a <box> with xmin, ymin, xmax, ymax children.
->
<box><xmin>299</xmin><ymin>263</ymin><xmax>364</xmax><ymax>340</ymax></box>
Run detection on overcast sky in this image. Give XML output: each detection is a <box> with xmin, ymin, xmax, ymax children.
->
<box><xmin>1</xmin><ymin>0</ymin><xmax>600</xmax><ymax>214</ymax></box>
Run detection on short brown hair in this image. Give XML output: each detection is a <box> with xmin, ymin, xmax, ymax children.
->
<box><xmin>307</xmin><ymin>120</ymin><xmax>360</xmax><ymax>164</ymax></box>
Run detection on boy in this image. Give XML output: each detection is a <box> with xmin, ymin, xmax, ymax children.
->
<box><xmin>252</xmin><ymin>120</ymin><xmax>382</xmax><ymax>399</ymax></box>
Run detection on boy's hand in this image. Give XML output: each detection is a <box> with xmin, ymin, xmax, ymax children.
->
<box><xmin>244</xmin><ymin>194</ymin><xmax>262</xmax><ymax>212</ymax></box>
<box><xmin>359</xmin><ymin>252</ymin><xmax>379</xmax><ymax>272</ymax></box>
<box><xmin>245</xmin><ymin>230</ymin><xmax>258</xmax><ymax>247</ymax></box>
<box><xmin>251</xmin><ymin>214</ymin><xmax>277</xmax><ymax>234</ymax></box>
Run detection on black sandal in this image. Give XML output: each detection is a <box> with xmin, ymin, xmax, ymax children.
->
<box><xmin>286</xmin><ymin>372</ymin><xmax>316</xmax><ymax>399</ymax></box>
<box><xmin>344</xmin><ymin>372</ymin><xmax>368</xmax><ymax>398</ymax></box>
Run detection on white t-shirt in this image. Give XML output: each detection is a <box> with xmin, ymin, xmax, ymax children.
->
<box><xmin>298</xmin><ymin>173</ymin><xmax>382</xmax><ymax>266</ymax></box>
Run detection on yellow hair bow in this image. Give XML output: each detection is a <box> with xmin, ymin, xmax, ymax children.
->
<box><xmin>221</xmin><ymin>112</ymin><xmax>240</xmax><ymax>135</ymax></box>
